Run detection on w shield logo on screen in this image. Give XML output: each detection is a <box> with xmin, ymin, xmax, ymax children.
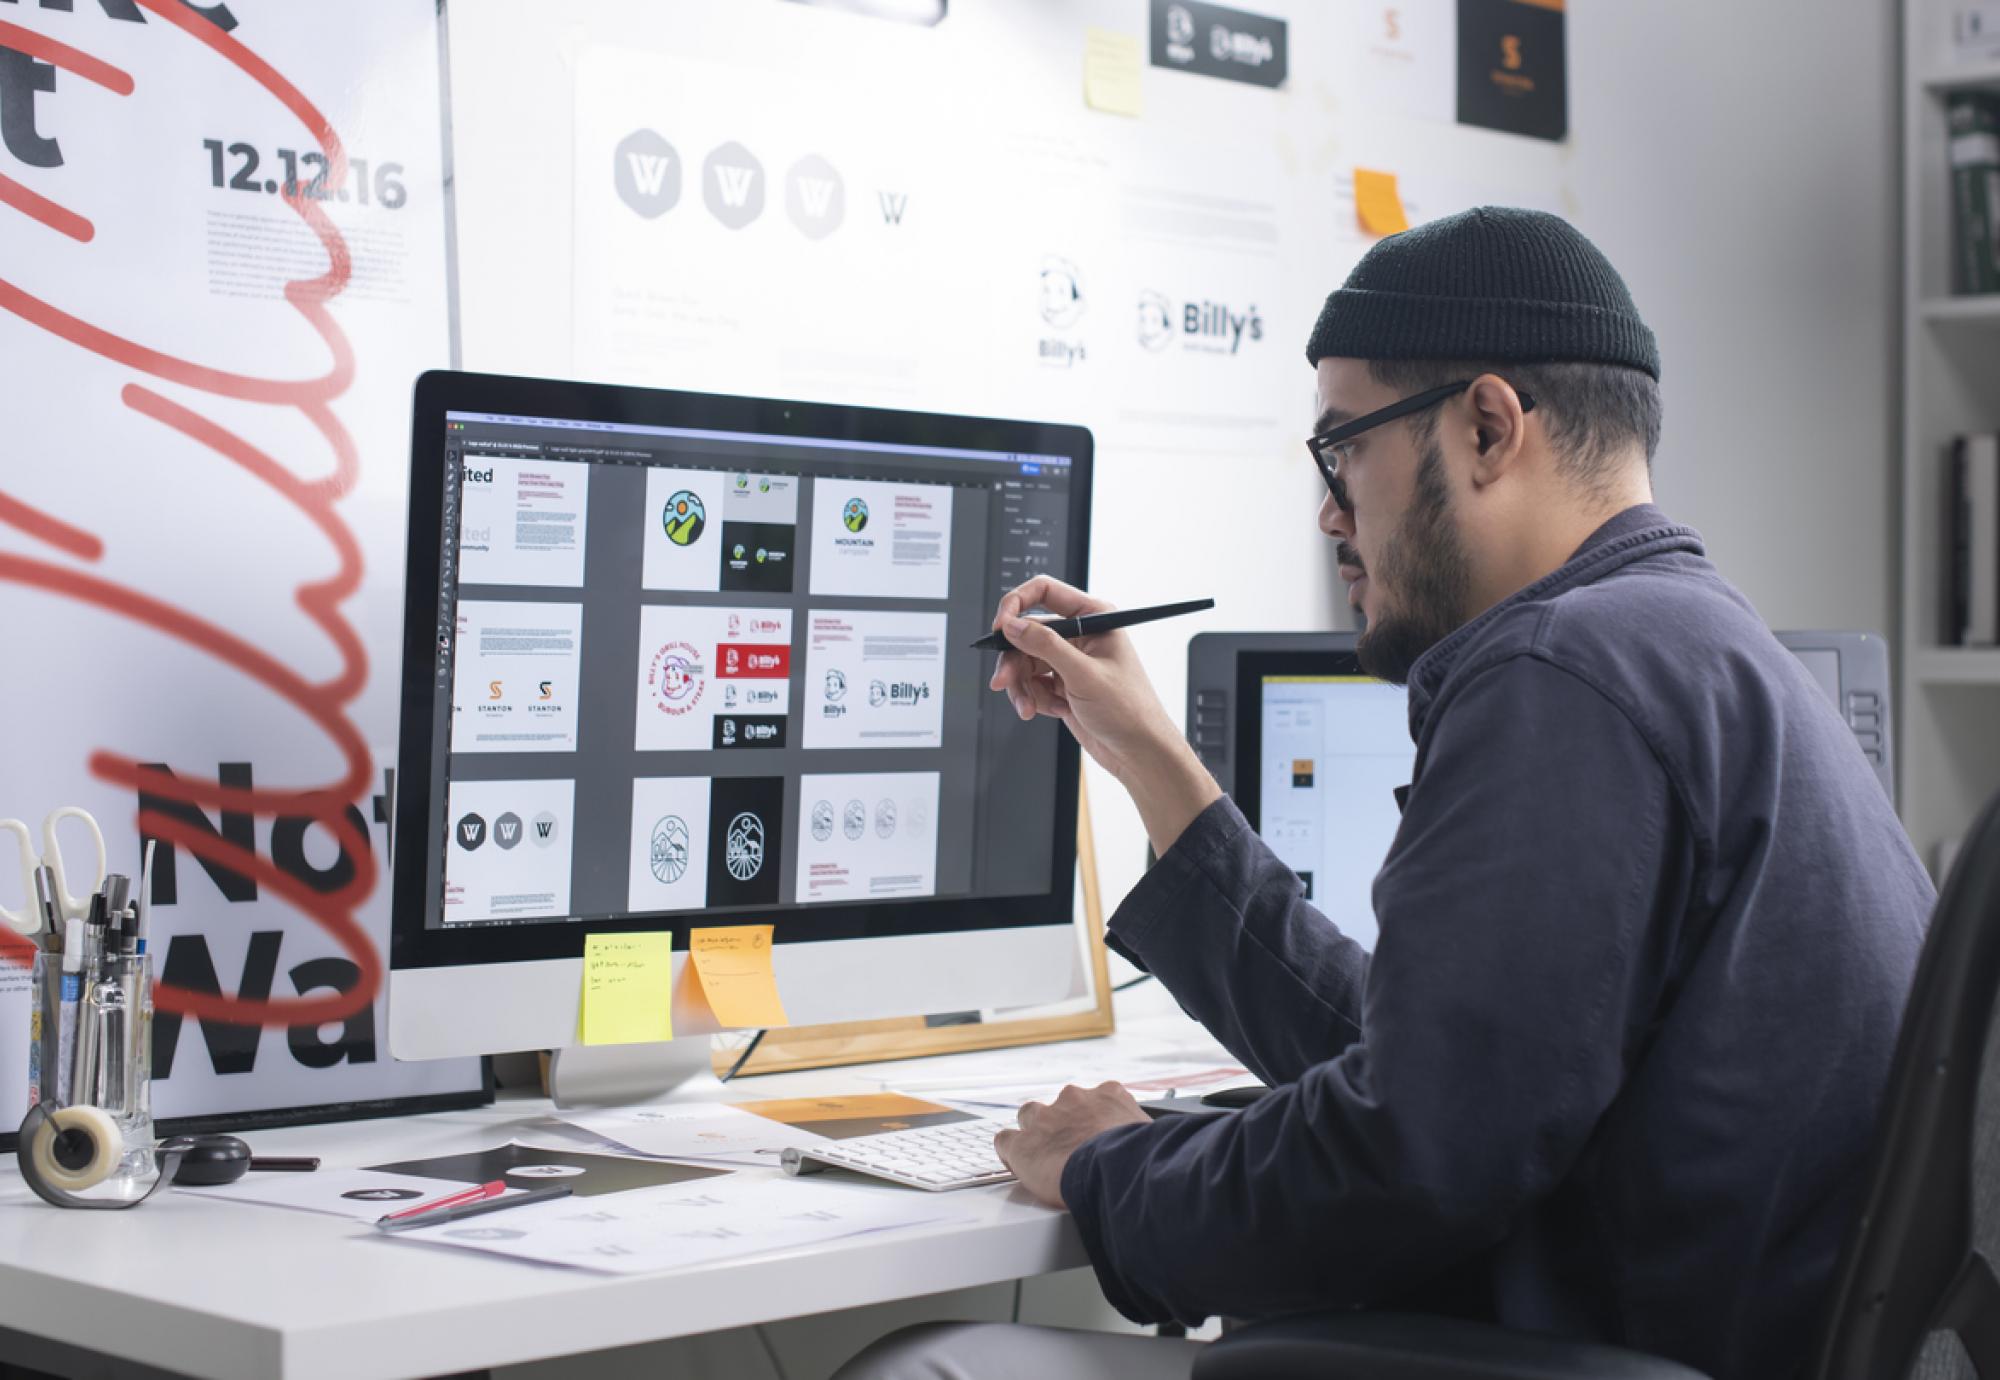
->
<box><xmin>725</xmin><ymin>811</ymin><xmax>766</xmax><ymax>881</ymax></box>
<box><xmin>456</xmin><ymin>812</ymin><xmax>487</xmax><ymax>851</ymax></box>
<box><xmin>843</xmin><ymin>497</ymin><xmax>869</xmax><ymax>532</ymax></box>
<box><xmin>663</xmin><ymin>491</ymin><xmax>707</xmax><ymax>546</ymax></box>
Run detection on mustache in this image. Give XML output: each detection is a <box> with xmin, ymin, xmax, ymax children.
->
<box><xmin>1337</xmin><ymin>542</ymin><xmax>1366</xmax><ymax>575</ymax></box>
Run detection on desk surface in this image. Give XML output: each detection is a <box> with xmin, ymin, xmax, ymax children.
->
<box><xmin>0</xmin><ymin>990</ymin><xmax>1227</xmax><ymax>1380</ymax></box>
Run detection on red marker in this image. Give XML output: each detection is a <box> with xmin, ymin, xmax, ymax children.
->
<box><xmin>378</xmin><ymin>1178</ymin><xmax>507</xmax><ymax>1224</ymax></box>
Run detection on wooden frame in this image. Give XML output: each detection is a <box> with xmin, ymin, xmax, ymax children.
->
<box><xmin>710</xmin><ymin>777</ymin><xmax>1116</xmax><ymax>1077</ymax></box>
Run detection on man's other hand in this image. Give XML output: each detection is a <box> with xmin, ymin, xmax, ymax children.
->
<box><xmin>994</xmin><ymin>1081</ymin><xmax>1151</xmax><ymax>1208</ymax></box>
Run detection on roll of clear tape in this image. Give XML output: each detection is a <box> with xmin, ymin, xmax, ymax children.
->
<box><xmin>28</xmin><ymin>1104</ymin><xmax>120</xmax><ymax>1192</ymax></box>
<box><xmin>14</xmin><ymin>1102</ymin><xmax>190</xmax><ymax>1209</ymax></box>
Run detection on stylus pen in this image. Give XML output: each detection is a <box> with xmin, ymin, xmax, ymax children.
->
<box><xmin>970</xmin><ymin>597</ymin><xmax>1215</xmax><ymax>652</ymax></box>
<box><xmin>374</xmin><ymin>1184</ymin><xmax>572</xmax><ymax>1233</ymax></box>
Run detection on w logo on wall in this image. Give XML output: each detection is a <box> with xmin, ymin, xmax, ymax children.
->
<box><xmin>785</xmin><ymin>153</ymin><xmax>843</xmax><ymax>239</ymax></box>
<box><xmin>703</xmin><ymin>140</ymin><xmax>763</xmax><ymax>228</ymax></box>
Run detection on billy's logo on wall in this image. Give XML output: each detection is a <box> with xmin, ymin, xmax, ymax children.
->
<box><xmin>1137</xmin><ymin>291</ymin><xmax>1265</xmax><ymax>355</ymax></box>
<box><xmin>1038</xmin><ymin>255</ymin><xmax>1086</xmax><ymax>369</ymax></box>
<box><xmin>1150</xmin><ymin>0</ymin><xmax>1287</xmax><ymax>89</ymax></box>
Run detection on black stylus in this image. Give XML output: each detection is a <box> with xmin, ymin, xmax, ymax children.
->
<box><xmin>970</xmin><ymin>598</ymin><xmax>1215</xmax><ymax>652</ymax></box>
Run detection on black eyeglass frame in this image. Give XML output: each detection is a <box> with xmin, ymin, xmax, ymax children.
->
<box><xmin>1306</xmin><ymin>378</ymin><xmax>1536</xmax><ymax>502</ymax></box>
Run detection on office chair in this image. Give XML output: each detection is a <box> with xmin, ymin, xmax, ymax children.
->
<box><xmin>1194</xmin><ymin>784</ymin><xmax>2000</xmax><ymax>1380</ymax></box>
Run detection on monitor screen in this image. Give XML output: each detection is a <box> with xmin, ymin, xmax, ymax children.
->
<box><xmin>392</xmin><ymin>374</ymin><xmax>1091</xmax><ymax>973</ymax></box>
<box><xmin>1235</xmin><ymin>650</ymin><xmax>1415</xmax><ymax>952</ymax></box>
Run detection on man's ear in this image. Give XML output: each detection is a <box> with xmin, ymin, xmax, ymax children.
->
<box><xmin>1463</xmin><ymin>373</ymin><xmax>1530</xmax><ymax>487</ymax></box>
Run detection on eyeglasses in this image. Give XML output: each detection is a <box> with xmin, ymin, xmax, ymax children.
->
<box><xmin>1306</xmin><ymin>379</ymin><xmax>1536</xmax><ymax>506</ymax></box>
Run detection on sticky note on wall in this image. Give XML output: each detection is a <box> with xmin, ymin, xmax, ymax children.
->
<box><xmin>580</xmin><ymin>933</ymin><xmax>674</xmax><ymax>1046</ymax></box>
<box><xmin>1355</xmin><ymin>169</ymin><xmax>1411</xmax><ymax>236</ymax></box>
<box><xmin>1084</xmin><ymin>28</ymin><xmax>1144</xmax><ymax>117</ymax></box>
<box><xmin>690</xmin><ymin>925</ymin><xmax>789</xmax><ymax>1029</ymax></box>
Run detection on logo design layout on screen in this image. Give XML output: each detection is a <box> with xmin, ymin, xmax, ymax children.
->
<box><xmin>663</xmin><ymin>491</ymin><xmax>707</xmax><ymax>546</ymax></box>
<box><xmin>726</xmin><ymin>812</ymin><xmax>766</xmax><ymax>881</ymax></box>
<box><xmin>650</xmin><ymin>815</ymin><xmax>691</xmax><ymax>884</ymax></box>
<box><xmin>842</xmin><ymin>497</ymin><xmax>869</xmax><ymax>532</ymax></box>
<box><xmin>648</xmin><ymin>641</ymin><xmax>706</xmax><ymax>716</ymax></box>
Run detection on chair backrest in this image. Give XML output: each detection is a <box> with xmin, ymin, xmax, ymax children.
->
<box><xmin>1811</xmin><ymin>788</ymin><xmax>2000</xmax><ymax>1379</ymax></box>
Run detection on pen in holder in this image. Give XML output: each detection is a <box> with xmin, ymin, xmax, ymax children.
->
<box><xmin>18</xmin><ymin>861</ymin><xmax>189</xmax><ymax>1209</ymax></box>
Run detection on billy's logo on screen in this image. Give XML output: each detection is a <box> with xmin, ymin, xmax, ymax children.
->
<box><xmin>0</xmin><ymin>0</ymin><xmax>239</xmax><ymax>172</ymax></box>
<box><xmin>1150</xmin><ymin>0</ymin><xmax>1287</xmax><ymax>89</ymax></box>
<box><xmin>646</xmin><ymin>640</ymin><xmax>705</xmax><ymax>717</ymax></box>
<box><xmin>868</xmin><ymin>678</ymin><xmax>931</xmax><ymax>708</ymax></box>
<box><xmin>132</xmin><ymin>761</ymin><xmax>389</xmax><ymax>1079</ymax></box>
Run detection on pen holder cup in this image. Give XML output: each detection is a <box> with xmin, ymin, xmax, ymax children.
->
<box><xmin>19</xmin><ymin>949</ymin><xmax>175</xmax><ymax>1208</ymax></box>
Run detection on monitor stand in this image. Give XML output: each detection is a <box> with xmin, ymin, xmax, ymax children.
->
<box><xmin>546</xmin><ymin>1037</ymin><xmax>721</xmax><ymax>1107</ymax></box>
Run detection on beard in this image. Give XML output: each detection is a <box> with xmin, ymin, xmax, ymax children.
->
<box><xmin>1354</xmin><ymin>435</ymin><xmax>1472</xmax><ymax>686</ymax></box>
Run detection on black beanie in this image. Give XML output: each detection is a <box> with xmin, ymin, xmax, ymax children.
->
<box><xmin>1304</xmin><ymin>207</ymin><xmax>1660</xmax><ymax>381</ymax></box>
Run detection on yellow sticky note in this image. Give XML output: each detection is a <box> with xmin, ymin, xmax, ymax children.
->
<box><xmin>580</xmin><ymin>933</ymin><xmax>673</xmax><ymax>1046</ymax></box>
<box><xmin>1084</xmin><ymin>28</ymin><xmax>1143</xmax><ymax>117</ymax></box>
<box><xmin>1355</xmin><ymin>169</ymin><xmax>1411</xmax><ymax>237</ymax></box>
<box><xmin>690</xmin><ymin>925</ymin><xmax>789</xmax><ymax>1029</ymax></box>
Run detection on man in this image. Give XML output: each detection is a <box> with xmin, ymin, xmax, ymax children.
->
<box><xmin>838</xmin><ymin>208</ymin><xmax>1932</xmax><ymax>1380</ymax></box>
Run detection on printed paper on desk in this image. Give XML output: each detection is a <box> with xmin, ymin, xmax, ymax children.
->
<box><xmin>689</xmin><ymin>925</ymin><xmax>788</xmax><ymax>1027</ymax></box>
<box><xmin>581</xmin><ymin>933</ymin><xmax>674</xmax><ymax>1045</ymax></box>
<box><xmin>556</xmin><ymin>1100</ymin><xmax>830</xmax><ymax>1168</ymax></box>
<box><xmin>386</xmin><ymin>1173</ymin><xmax>970</xmax><ymax>1276</ymax></box>
<box><xmin>176</xmin><ymin>1169</ymin><xmax>516</xmax><ymax>1222</ymax></box>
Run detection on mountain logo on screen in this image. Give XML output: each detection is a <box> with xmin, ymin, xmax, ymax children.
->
<box><xmin>650</xmin><ymin>815</ymin><xmax>691</xmax><ymax>884</ymax></box>
<box><xmin>843</xmin><ymin>800</ymin><xmax>867</xmax><ymax>841</ymax></box>
<box><xmin>842</xmin><ymin>497</ymin><xmax>869</xmax><ymax>532</ymax></box>
<box><xmin>811</xmin><ymin>801</ymin><xmax>835</xmax><ymax>841</ymax></box>
<box><xmin>725</xmin><ymin>811</ymin><xmax>766</xmax><ymax>881</ymax></box>
<box><xmin>663</xmin><ymin>491</ymin><xmax>707</xmax><ymax>546</ymax></box>
<box><xmin>874</xmin><ymin>798</ymin><xmax>898</xmax><ymax>839</ymax></box>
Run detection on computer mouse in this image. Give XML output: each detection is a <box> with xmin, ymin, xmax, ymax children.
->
<box><xmin>1199</xmin><ymin>1085</ymin><xmax>1270</xmax><ymax>1109</ymax></box>
<box><xmin>170</xmin><ymin>1133</ymin><xmax>253</xmax><ymax>1186</ymax></box>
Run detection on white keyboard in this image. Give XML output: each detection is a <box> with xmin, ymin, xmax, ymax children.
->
<box><xmin>780</xmin><ymin>1118</ymin><xmax>1014</xmax><ymax>1191</ymax></box>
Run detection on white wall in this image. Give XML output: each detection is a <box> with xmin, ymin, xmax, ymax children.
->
<box><xmin>445</xmin><ymin>0</ymin><xmax>1898</xmax><ymax>920</ymax></box>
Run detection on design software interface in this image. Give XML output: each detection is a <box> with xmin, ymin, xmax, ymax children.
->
<box><xmin>1257</xmin><ymin>675</ymin><xmax>1414</xmax><ymax>952</ymax></box>
<box><xmin>423</xmin><ymin>409</ymin><xmax>1073</xmax><ymax>930</ymax></box>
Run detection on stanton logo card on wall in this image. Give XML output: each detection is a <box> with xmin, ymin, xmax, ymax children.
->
<box><xmin>1456</xmin><ymin>0</ymin><xmax>1567</xmax><ymax>142</ymax></box>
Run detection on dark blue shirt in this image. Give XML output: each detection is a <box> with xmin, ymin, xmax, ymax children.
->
<box><xmin>1061</xmin><ymin>506</ymin><xmax>1933</xmax><ymax>1379</ymax></box>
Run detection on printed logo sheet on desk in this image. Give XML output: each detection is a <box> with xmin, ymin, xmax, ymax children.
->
<box><xmin>364</xmin><ymin>1142</ymin><xmax>729</xmax><ymax>1196</ymax></box>
<box><xmin>175</xmin><ymin>1169</ymin><xmax>531</xmax><ymax>1223</ymax></box>
<box><xmin>385</xmin><ymin>1173</ymin><xmax>973</xmax><ymax>1276</ymax></box>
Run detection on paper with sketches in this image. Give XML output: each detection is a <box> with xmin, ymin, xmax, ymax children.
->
<box><xmin>386</xmin><ymin>1173</ymin><xmax>970</xmax><ymax>1275</ymax></box>
<box><xmin>555</xmin><ymin>1100</ymin><xmax>832</xmax><ymax>1169</ymax></box>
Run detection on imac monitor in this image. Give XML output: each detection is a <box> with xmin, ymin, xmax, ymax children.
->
<box><xmin>389</xmin><ymin>372</ymin><xmax>1092</xmax><ymax>1060</ymax></box>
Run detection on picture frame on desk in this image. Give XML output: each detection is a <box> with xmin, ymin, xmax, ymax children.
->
<box><xmin>709</xmin><ymin>778</ymin><xmax>1117</xmax><ymax>1079</ymax></box>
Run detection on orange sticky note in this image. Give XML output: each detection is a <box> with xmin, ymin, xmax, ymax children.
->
<box><xmin>690</xmin><ymin>925</ymin><xmax>789</xmax><ymax>1029</ymax></box>
<box><xmin>579</xmin><ymin>932</ymin><xmax>673</xmax><ymax>1046</ymax></box>
<box><xmin>1355</xmin><ymin>169</ymin><xmax>1411</xmax><ymax>236</ymax></box>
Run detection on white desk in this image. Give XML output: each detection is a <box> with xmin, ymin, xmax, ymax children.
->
<box><xmin>0</xmin><ymin>992</ymin><xmax>1232</xmax><ymax>1380</ymax></box>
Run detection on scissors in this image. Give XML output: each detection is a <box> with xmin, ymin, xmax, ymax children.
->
<box><xmin>1</xmin><ymin>806</ymin><xmax>107</xmax><ymax>937</ymax></box>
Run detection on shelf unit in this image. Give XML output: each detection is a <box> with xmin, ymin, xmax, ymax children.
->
<box><xmin>1900</xmin><ymin>3</ymin><xmax>2000</xmax><ymax>870</ymax></box>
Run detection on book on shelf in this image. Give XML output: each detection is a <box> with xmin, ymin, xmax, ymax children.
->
<box><xmin>1948</xmin><ymin>92</ymin><xmax>2000</xmax><ymax>296</ymax></box>
<box><xmin>1945</xmin><ymin>433</ymin><xmax>2000</xmax><ymax>647</ymax></box>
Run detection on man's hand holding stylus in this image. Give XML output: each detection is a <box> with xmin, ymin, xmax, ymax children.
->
<box><xmin>990</xmin><ymin>575</ymin><xmax>1221</xmax><ymax>856</ymax></box>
